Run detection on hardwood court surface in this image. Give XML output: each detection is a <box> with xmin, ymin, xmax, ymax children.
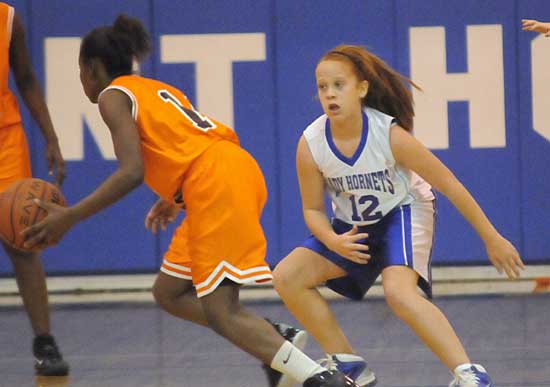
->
<box><xmin>0</xmin><ymin>294</ymin><xmax>548</xmax><ymax>387</ymax></box>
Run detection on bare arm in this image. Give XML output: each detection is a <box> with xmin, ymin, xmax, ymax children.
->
<box><xmin>69</xmin><ymin>89</ymin><xmax>144</xmax><ymax>222</ymax></box>
<box><xmin>390</xmin><ymin>125</ymin><xmax>525</xmax><ymax>278</ymax></box>
<box><xmin>22</xmin><ymin>89</ymin><xmax>144</xmax><ymax>248</ymax></box>
<box><xmin>9</xmin><ymin>12</ymin><xmax>65</xmax><ymax>185</ymax></box>
<box><xmin>297</xmin><ymin>136</ymin><xmax>333</xmax><ymax>243</ymax></box>
<box><xmin>297</xmin><ymin>135</ymin><xmax>369</xmax><ymax>263</ymax></box>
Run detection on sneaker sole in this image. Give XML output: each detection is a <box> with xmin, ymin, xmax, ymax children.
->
<box><xmin>356</xmin><ymin>375</ymin><xmax>377</xmax><ymax>387</ymax></box>
<box><xmin>276</xmin><ymin>330</ymin><xmax>309</xmax><ymax>387</ymax></box>
<box><xmin>35</xmin><ymin>368</ymin><xmax>70</xmax><ymax>377</ymax></box>
<box><xmin>35</xmin><ymin>361</ymin><xmax>69</xmax><ymax>377</ymax></box>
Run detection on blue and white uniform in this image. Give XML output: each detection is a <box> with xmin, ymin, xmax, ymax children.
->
<box><xmin>301</xmin><ymin>107</ymin><xmax>436</xmax><ymax>299</ymax></box>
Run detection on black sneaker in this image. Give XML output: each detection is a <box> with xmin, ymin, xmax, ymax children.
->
<box><xmin>303</xmin><ymin>370</ymin><xmax>359</xmax><ymax>387</ymax></box>
<box><xmin>262</xmin><ymin>319</ymin><xmax>309</xmax><ymax>387</ymax></box>
<box><xmin>33</xmin><ymin>334</ymin><xmax>70</xmax><ymax>376</ymax></box>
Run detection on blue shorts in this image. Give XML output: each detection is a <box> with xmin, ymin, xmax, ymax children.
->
<box><xmin>302</xmin><ymin>201</ymin><xmax>435</xmax><ymax>300</ymax></box>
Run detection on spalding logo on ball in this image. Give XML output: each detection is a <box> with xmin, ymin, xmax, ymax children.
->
<box><xmin>0</xmin><ymin>178</ymin><xmax>67</xmax><ymax>252</ymax></box>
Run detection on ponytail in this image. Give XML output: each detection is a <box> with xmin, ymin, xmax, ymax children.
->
<box><xmin>80</xmin><ymin>14</ymin><xmax>151</xmax><ymax>79</ymax></box>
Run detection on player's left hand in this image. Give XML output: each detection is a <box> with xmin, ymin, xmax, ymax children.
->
<box><xmin>145</xmin><ymin>198</ymin><xmax>181</xmax><ymax>234</ymax></box>
<box><xmin>485</xmin><ymin>234</ymin><xmax>525</xmax><ymax>279</ymax></box>
<box><xmin>522</xmin><ymin>19</ymin><xmax>550</xmax><ymax>36</ymax></box>
<box><xmin>45</xmin><ymin>140</ymin><xmax>66</xmax><ymax>186</ymax></box>
<box><xmin>21</xmin><ymin>199</ymin><xmax>76</xmax><ymax>250</ymax></box>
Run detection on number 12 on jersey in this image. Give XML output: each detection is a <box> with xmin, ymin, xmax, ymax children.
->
<box><xmin>349</xmin><ymin>194</ymin><xmax>383</xmax><ymax>222</ymax></box>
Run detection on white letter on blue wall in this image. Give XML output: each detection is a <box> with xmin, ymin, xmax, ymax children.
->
<box><xmin>160</xmin><ymin>33</ymin><xmax>266</xmax><ymax>128</ymax></box>
<box><xmin>531</xmin><ymin>35</ymin><xmax>550</xmax><ymax>141</ymax></box>
<box><xmin>45</xmin><ymin>37</ymin><xmax>115</xmax><ymax>160</ymax></box>
<box><xmin>410</xmin><ymin>25</ymin><xmax>505</xmax><ymax>149</ymax></box>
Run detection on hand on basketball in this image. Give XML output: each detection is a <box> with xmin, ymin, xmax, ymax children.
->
<box><xmin>522</xmin><ymin>19</ymin><xmax>550</xmax><ymax>36</ymax></box>
<box><xmin>326</xmin><ymin>225</ymin><xmax>370</xmax><ymax>264</ymax></box>
<box><xmin>145</xmin><ymin>199</ymin><xmax>180</xmax><ymax>234</ymax></box>
<box><xmin>21</xmin><ymin>199</ymin><xmax>75</xmax><ymax>250</ymax></box>
<box><xmin>485</xmin><ymin>233</ymin><xmax>525</xmax><ymax>279</ymax></box>
<box><xmin>45</xmin><ymin>140</ymin><xmax>66</xmax><ymax>186</ymax></box>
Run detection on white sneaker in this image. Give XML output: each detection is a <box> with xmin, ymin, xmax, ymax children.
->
<box><xmin>317</xmin><ymin>354</ymin><xmax>377</xmax><ymax>387</ymax></box>
<box><xmin>449</xmin><ymin>364</ymin><xmax>493</xmax><ymax>387</ymax></box>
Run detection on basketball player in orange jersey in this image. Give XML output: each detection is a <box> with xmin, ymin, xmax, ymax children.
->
<box><xmin>22</xmin><ymin>14</ymin><xmax>358</xmax><ymax>387</ymax></box>
<box><xmin>0</xmin><ymin>1</ymin><xmax>68</xmax><ymax>377</ymax></box>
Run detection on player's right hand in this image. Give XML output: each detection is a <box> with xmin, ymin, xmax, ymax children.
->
<box><xmin>21</xmin><ymin>199</ymin><xmax>76</xmax><ymax>250</ymax></box>
<box><xmin>326</xmin><ymin>225</ymin><xmax>370</xmax><ymax>264</ymax></box>
<box><xmin>145</xmin><ymin>198</ymin><xmax>180</xmax><ymax>234</ymax></box>
<box><xmin>45</xmin><ymin>140</ymin><xmax>66</xmax><ymax>186</ymax></box>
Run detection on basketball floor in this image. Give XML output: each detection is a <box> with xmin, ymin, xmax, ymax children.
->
<box><xmin>0</xmin><ymin>293</ymin><xmax>548</xmax><ymax>387</ymax></box>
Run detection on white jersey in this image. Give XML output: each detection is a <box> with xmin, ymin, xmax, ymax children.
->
<box><xmin>303</xmin><ymin>107</ymin><xmax>434</xmax><ymax>225</ymax></box>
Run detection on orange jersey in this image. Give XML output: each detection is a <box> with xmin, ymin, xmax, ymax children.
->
<box><xmin>101</xmin><ymin>75</ymin><xmax>240</xmax><ymax>202</ymax></box>
<box><xmin>162</xmin><ymin>139</ymin><xmax>271</xmax><ymax>297</ymax></box>
<box><xmin>0</xmin><ymin>2</ymin><xmax>22</xmax><ymax>128</ymax></box>
<box><xmin>0</xmin><ymin>123</ymin><xmax>32</xmax><ymax>192</ymax></box>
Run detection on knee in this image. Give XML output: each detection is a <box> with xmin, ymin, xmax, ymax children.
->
<box><xmin>383</xmin><ymin>282</ymin><xmax>419</xmax><ymax>320</ymax></box>
<box><xmin>151</xmin><ymin>283</ymin><xmax>166</xmax><ymax>308</ymax></box>
<box><xmin>152</xmin><ymin>281</ymin><xmax>174</xmax><ymax>311</ymax></box>
<box><xmin>383</xmin><ymin>283</ymin><xmax>405</xmax><ymax>312</ymax></box>
<box><xmin>382</xmin><ymin>267</ymin><xmax>423</xmax><ymax>318</ymax></box>
<box><xmin>272</xmin><ymin>262</ymin><xmax>300</xmax><ymax>295</ymax></box>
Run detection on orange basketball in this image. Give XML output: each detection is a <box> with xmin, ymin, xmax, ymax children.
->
<box><xmin>0</xmin><ymin>178</ymin><xmax>67</xmax><ymax>252</ymax></box>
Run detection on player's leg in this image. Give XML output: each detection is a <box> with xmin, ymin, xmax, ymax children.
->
<box><xmin>155</xmin><ymin>218</ymin><xmax>312</xmax><ymax>387</ymax></box>
<box><xmin>4</xmin><ymin>244</ymin><xmax>50</xmax><ymax>334</ymax></box>
<box><xmin>383</xmin><ymin>266</ymin><xmax>470</xmax><ymax>367</ymax></box>
<box><xmin>0</xmin><ymin>124</ymin><xmax>68</xmax><ymax>376</ymax></box>
<box><xmin>152</xmin><ymin>271</ymin><xmax>208</xmax><ymax>326</ymax></box>
<box><xmin>153</xmin><ymin>271</ymin><xmax>319</xmax><ymax>387</ymax></box>
<box><xmin>199</xmin><ymin>280</ymin><xmax>336</xmax><ymax>385</ymax></box>
<box><xmin>154</xmin><ymin>270</ymin><xmax>335</xmax><ymax>384</ymax></box>
<box><xmin>381</xmin><ymin>201</ymin><xmax>492</xmax><ymax>386</ymax></box>
<box><xmin>382</xmin><ymin>201</ymin><xmax>470</xmax><ymax>367</ymax></box>
<box><xmin>153</xmin><ymin>216</ymin><xmax>209</xmax><ymax>326</ymax></box>
<box><xmin>3</xmin><ymin>242</ymin><xmax>69</xmax><ymax>376</ymax></box>
<box><xmin>273</xmin><ymin>248</ymin><xmax>352</xmax><ymax>354</ymax></box>
<box><xmin>273</xmin><ymin>249</ymin><xmax>376</xmax><ymax>387</ymax></box>
<box><xmin>382</xmin><ymin>267</ymin><xmax>492</xmax><ymax>386</ymax></box>
<box><xmin>181</xmin><ymin>142</ymin><xmax>358</xmax><ymax>386</ymax></box>
<box><xmin>199</xmin><ymin>280</ymin><xmax>287</xmax><ymax>362</ymax></box>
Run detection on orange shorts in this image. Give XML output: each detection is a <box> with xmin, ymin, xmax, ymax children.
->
<box><xmin>161</xmin><ymin>140</ymin><xmax>272</xmax><ymax>297</ymax></box>
<box><xmin>0</xmin><ymin>123</ymin><xmax>32</xmax><ymax>193</ymax></box>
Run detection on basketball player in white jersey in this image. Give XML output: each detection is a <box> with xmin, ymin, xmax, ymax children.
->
<box><xmin>272</xmin><ymin>45</ymin><xmax>525</xmax><ymax>387</ymax></box>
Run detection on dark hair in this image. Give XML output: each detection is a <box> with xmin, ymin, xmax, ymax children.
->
<box><xmin>80</xmin><ymin>14</ymin><xmax>151</xmax><ymax>79</ymax></box>
<box><xmin>322</xmin><ymin>45</ymin><xmax>421</xmax><ymax>131</ymax></box>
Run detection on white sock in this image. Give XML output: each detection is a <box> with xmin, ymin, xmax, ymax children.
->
<box><xmin>270</xmin><ymin>341</ymin><xmax>325</xmax><ymax>383</ymax></box>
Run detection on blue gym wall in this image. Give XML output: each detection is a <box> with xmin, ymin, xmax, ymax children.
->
<box><xmin>1</xmin><ymin>0</ymin><xmax>549</xmax><ymax>275</ymax></box>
